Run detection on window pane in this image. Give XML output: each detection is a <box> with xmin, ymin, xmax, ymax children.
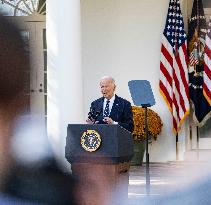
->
<box><xmin>44</xmin><ymin>73</ymin><xmax>47</xmax><ymax>93</ymax></box>
<box><xmin>0</xmin><ymin>0</ymin><xmax>46</xmax><ymax>16</ymax></box>
<box><xmin>199</xmin><ymin>118</ymin><xmax>211</xmax><ymax>138</ymax></box>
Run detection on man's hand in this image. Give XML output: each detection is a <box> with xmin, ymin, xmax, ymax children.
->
<box><xmin>86</xmin><ymin>118</ymin><xmax>99</xmax><ymax>124</ymax></box>
<box><xmin>103</xmin><ymin>117</ymin><xmax>114</xmax><ymax>124</ymax></box>
<box><xmin>86</xmin><ymin>118</ymin><xmax>94</xmax><ymax>124</ymax></box>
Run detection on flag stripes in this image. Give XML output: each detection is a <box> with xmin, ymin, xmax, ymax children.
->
<box><xmin>160</xmin><ymin>36</ymin><xmax>190</xmax><ymax>132</ymax></box>
<box><xmin>203</xmin><ymin>17</ymin><xmax>211</xmax><ymax>105</ymax></box>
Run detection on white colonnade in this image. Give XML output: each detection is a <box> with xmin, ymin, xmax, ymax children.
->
<box><xmin>46</xmin><ymin>0</ymin><xmax>84</xmax><ymax>165</ymax></box>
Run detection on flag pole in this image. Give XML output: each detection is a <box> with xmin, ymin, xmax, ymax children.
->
<box><xmin>190</xmin><ymin>125</ymin><xmax>192</xmax><ymax>149</ymax></box>
<box><xmin>197</xmin><ymin>126</ymin><xmax>199</xmax><ymax>160</ymax></box>
<box><xmin>144</xmin><ymin>107</ymin><xmax>150</xmax><ymax>195</ymax></box>
<box><xmin>176</xmin><ymin>133</ymin><xmax>179</xmax><ymax>160</ymax></box>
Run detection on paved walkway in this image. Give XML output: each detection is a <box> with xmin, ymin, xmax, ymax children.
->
<box><xmin>128</xmin><ymin>162</ymin><xmax>211</xmax><ymax>205</ymax></box>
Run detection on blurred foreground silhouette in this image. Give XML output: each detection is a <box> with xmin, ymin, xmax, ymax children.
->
<box><xmin>0</xmin><ymin>14</ymin><xmax>77</xmax><ymax>205</ymax></box>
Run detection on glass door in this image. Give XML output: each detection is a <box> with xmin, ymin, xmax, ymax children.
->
<box><xmin>1</xmin><ymin>0</ymin><xmax>47</xmax><ymax>127</ymax></box>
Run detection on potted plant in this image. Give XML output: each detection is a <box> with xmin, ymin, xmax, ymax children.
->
<box><xmin>131</xmin><ymin>106</ymin><xmax>163</xmax><ymax>165</ymax></box>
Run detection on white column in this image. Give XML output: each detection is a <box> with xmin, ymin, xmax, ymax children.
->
<box><xmin>46</xmin><ymin>0</ymin><xmax>84</xmax><ymax>165</ymax></box>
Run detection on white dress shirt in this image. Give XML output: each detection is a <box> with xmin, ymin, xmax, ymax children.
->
<box><xmin>103</xmin><ymin>95</ymin><xmax>117</xmax><ymax>124</ymax></box>
<box><xmin>103</xmin><ymin>95</ymin><xmax>115</xmax><ymax>115</ymax></box>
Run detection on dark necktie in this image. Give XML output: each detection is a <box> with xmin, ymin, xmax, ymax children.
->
<box><xmin>103</xmin><ymin>100</ymin><xmax>110</xmax><ymax>117</ymax></box>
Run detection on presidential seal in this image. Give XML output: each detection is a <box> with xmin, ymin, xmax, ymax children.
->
<box><xmin>81</xmin><ymin>130</ymin><xmax>101</xmax><ymax>152</ymax></box>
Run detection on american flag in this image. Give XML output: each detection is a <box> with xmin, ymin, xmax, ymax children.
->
<box><xmin>203</xmin><ymin>17</ymin><xmax>211</xmax><ymax>106</ymax></box>
<box><xmin>159</xmin><ymin>0</ymin><xmax>190</xmax><ymax>133</ymax></box>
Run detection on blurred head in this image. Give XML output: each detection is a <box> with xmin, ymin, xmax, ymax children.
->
<box><xmin>0</xmin><ymin>15</ymin><xmax>29</xmax><ymax>186</ymax></box>
<box><xmin>0</xmin><ymin>15</ymin><xmax>29</xmax><ymax>117</ymax></box>
<box><xmin>100</xmin><ymin>76</ymin><xmax>116</xmax><ymax>100</ymax></box>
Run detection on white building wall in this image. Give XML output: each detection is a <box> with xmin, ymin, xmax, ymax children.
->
<box><xmin>81</xmin><ymin>0</ymin><xmax>189</xmax><ymax>162</ymax></box>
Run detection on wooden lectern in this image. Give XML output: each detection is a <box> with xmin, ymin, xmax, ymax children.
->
<box><xmin>65</xmin><ymin>124</ymin><xmax>134</xmax><ymax>205</ymax></box>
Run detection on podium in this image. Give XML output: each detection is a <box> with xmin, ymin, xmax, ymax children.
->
<box><xmin>65</xmin><ymin>124</ymin><xmax>134</xmax><ymax>205</ymax></box>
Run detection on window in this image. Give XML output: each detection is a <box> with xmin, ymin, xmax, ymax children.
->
<box><xmin>0</xmin><ymin>0</ymin><xmax>46</xmax><ymax>16</ymax></box>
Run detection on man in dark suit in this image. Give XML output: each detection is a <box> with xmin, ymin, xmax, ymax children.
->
<box><xmin>87</xmin><ymin>76</ymin><xmax>134</xmax><ymax>132</ymax></box>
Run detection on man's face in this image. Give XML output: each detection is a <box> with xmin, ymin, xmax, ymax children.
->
<box><xmin>100</xmin><ymin>79</ymin><xmax>115</xmax><ymax>100</ymax></box>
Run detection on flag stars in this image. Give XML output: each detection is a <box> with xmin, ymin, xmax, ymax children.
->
<box><xmin>164</xmin><ymin>0</ymin><xmax>186</xmax><ymax>49</ymax></box>
<box><xmin>190</xmin><ymin>15</ymin><xmax>206</xmax><ymax>22</ymax></box>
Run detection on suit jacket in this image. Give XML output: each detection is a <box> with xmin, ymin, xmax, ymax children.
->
<box><xmin>90</xmin><ymin>95</ymin><xmax>134</xmax><ymax>132</ymax></box>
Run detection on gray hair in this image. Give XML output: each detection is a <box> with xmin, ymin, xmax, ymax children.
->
<box><xmin>100</xmin><ymin>76</ymin><xmax>115</xmax><ymax>84</ymax></box>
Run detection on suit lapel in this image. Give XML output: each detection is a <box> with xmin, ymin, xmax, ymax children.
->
<box><xmin>109</xmin><ymin>95</ymin><xmax>120</xmax><ymax>119</ymax></box>
<box><xmin>98</xmin><ymin>97</ymin><xmax>104</xmax><ymax>117</ymax></box>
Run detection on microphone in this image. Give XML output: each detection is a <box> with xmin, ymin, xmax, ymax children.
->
<box><xmin>88</xmin><ymin>108</ymin><xmax>100</xmax><ymax>123</ymax></box>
